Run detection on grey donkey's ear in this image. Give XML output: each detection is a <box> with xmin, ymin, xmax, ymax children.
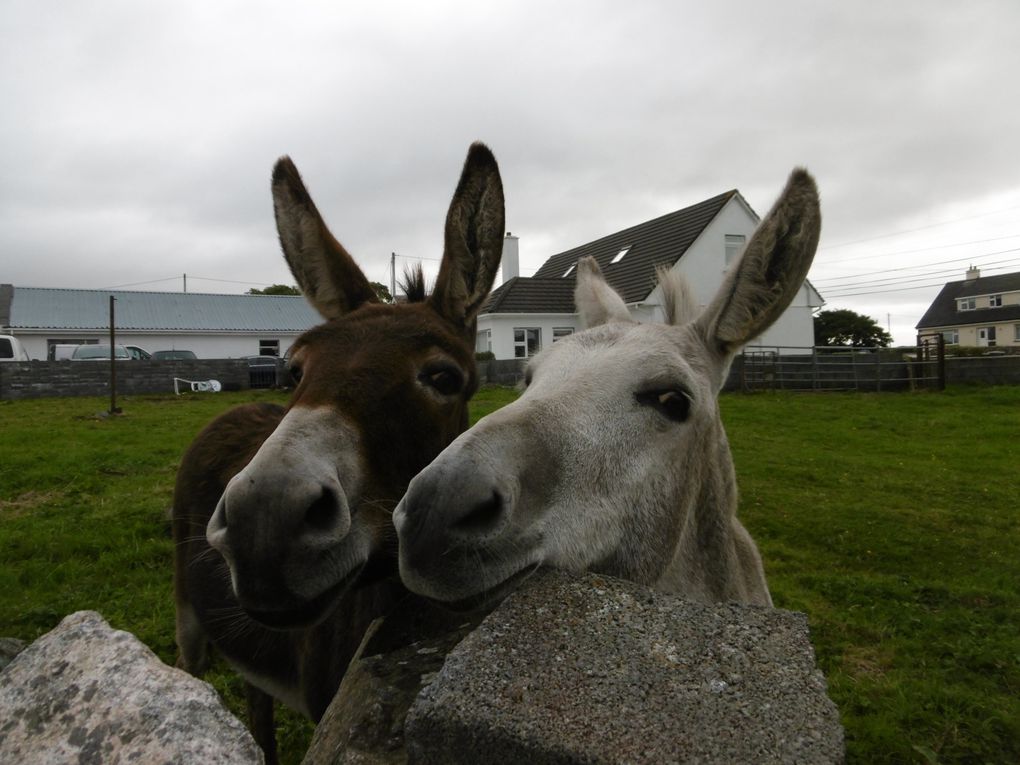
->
<box><xmin>429</xmin><ymin>143</ymin><xmax>505</xmax><ymax>330</ymax></box>
<box><xmin>272</xmin><ymin>157</ymin><xmax>379</xmax><ymax>321</ymax></box>
<box><xmin>694</xmin><ymin>169</ymin><xmax>821</xmax><ymax>355</ymax></box>
<box><xmin>575</xmin><ymin>257</ymin><xmax>632</xmax><ymax>328</ymax></box>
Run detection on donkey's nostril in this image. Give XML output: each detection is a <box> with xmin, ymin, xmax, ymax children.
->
<box><xmin>304</xmin><ymin>487</ymin><xmax>339</xmax><ymax>532</ymax></box>
<box><xmin>451</xmin><ymin>490</ymin><xmax>504</xmax><ymax>537</ymax></box>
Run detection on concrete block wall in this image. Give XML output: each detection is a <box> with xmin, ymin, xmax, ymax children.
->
<box><xmin>0</xmin><ymin>360</ymin><xmax>255</xmax><ymax>400</ymax></box>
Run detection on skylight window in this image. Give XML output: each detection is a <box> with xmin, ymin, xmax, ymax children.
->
<box><xmin>562</xmin><ymin>264</ymin><xmax>575</xmax><ymax>278</ymax></box>
<box><xmin>611</xmin><ymin>246</ymin><xmax>630</xmax><ymax>264</ymax></box>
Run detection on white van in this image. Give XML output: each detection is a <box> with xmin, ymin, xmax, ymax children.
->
<box><xmin>0</xmin><ymin>335</ymin><xmax>30</xmax><ymax>362</ymax></box>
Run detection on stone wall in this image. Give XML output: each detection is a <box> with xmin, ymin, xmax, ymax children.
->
<box><xmin>945</xmin><ymin>354</ymin><xmax>1020</xmax><ymax>385</ymax></box>
<box><xmin>0</xmin><ymin>359</ymin><xmax>258</xmax><ymax>400</ymax></box>
<box><xmin>305</xmin><ymin>570</ymin><xmax>845</xmax><ymax>765</ymax></box>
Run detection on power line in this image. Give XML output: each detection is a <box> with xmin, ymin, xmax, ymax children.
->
<box><xmin>811</xmin><ymin>249</ymin><xmax>1020</xmax><ymax>286</ymax></box>
<box><xmin>812</xmin><ymin>233</ymin><xmax>1020</xmax><ymax>266</ymax></box>
<box><xmin>818</xmin><ymin>205</ymin><xmax>1020</xmax><ymax>251</ymax></box>
<box><xmin>817</xmin><ymin>262</ymin><xmax>1018</xmax><ymax>293</ymax></box>
<box><xmin>822</xmin><ymin>263</ymin><xmax>1020</xmax><ymax>299</ymax></box>
<box><xmin>102</xmin><ymin>276</ymin><xmax>184</xmax><ymax>289</ymax></box>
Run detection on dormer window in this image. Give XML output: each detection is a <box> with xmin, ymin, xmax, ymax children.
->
<box><xmin>989</xmin><ymin>294</ymin><xmax>1002</xmax><ymax>307</ymax></box>
<box><xmin>958</xmin><ymin>297</ymin><xmax>976</xmax><ymax>311</ymax></box>
<box><xmin>610</xmin><ymin>246</ymin><xmax>630</xmax><ymax>264</ymax></box>
<box><xmin>562</xmin><ymin>264</ymin><xmax>575</xmax><ymax>278</ymax></box>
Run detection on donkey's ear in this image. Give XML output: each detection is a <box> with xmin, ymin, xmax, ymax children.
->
<box><xmin>272</xmin><ymin>157</ymin><xmax>379</xmax><ymax>321</ymax></box>
<box><xmin>694</xmin><ymin>169</ymin><xmax>820</xmax><ymax>356</ymax></box>
<box><xmin>430</xmin><ymin>143</ymin><xmax>505</xmax><ymax>330</ymax></box>
<box><xmin>575</xmin><ymin>257</ymin><xmax>631</xmax><ymax>328</ymax></box>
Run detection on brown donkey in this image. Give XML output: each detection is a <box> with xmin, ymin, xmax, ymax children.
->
<box><xmin>172</xmin><ymin>143</ymin><xmax>503</xmax><ymax>762</ymax></box>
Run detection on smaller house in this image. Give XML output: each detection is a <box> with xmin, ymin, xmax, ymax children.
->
<box><xmin>915</xmin><ymin>267</ymin><xmax>1020</xmax><ymax>348</ymax></box>
<box><xmin>477</xmin><ymin>189</ymin><xmax>823</xmax><ymax>360</ymax></box>
<box><xmin>0</xmin><ymin>284</ymin><xmax>320</xmax><ymax>360</ymax></box>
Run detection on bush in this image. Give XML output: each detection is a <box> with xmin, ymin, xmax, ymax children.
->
<box><xmin>474</xmin><ymin>351</ymin><xmax>495</xmax><ymax>361</ymax></box>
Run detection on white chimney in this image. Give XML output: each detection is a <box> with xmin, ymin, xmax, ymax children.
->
<box><xmin>501</xmin><ymin>232</ymin><xmax>520</xmax><ymax>284</ymax></box>
<box><xmin>965</xmin><ymin>265</ymin><xmax>980</xmax><ymax>281</ymax></box>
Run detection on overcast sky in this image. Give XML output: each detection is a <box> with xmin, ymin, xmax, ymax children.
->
<box><xmin>2</xmin><ymin>1</ymin><xmax>1018</xmax><ymax>345</ymax></box>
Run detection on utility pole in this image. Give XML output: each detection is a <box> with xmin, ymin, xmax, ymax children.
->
<box><xmin>109</xmin><ymin>296</ymin><xmax>121</xmax><ymax>414</ymax></box>
<box><xmin>390</xmin><ymin>253</ymin><xmax>396</xmax><ymax>301</ymax></box>
<box><xmin>183</xmin><ymin>273</ymin><xmax>187</xmax><ymax>293</ymax></box>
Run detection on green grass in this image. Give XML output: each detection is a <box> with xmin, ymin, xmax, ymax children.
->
<box><xmin>1</xmin><ymin>385</ymin><xmax>1017</xmax><ymax>763</ymax></box>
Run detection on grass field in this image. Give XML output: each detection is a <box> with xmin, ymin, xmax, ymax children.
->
<box><xmin>0</xmin><ymin>385</ymin><xmax>1017</xmax><ymax>763</ymax></box>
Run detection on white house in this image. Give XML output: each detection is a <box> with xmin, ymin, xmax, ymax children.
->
<box><xmin>0</xmin><ymin>284</ymin><xmax>320</xmax><ymax>360</ymax></box>
<box><xmin>915</xmin><ymin>267</ymin><xmax>1020</xmax><ymax>348</ymax></box>
<box><xmin>477</xmin><ymin>189</ymin><xmax>824</xmax><ymax>361</ymax></box>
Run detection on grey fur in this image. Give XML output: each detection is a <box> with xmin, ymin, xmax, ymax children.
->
<box><xmin>394</xmin><ymin>168</ymin><xmax>821</xmax><ymax>608</ymax></box>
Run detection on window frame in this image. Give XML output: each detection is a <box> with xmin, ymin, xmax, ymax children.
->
<box><xmin>513</xmin><ymin>327</ymin><xmax>541</xmax><ymax>359</ymax></box>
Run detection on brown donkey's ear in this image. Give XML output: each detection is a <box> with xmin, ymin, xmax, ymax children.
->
<box><xmin>272</xmin><ymin>157</ymin><xmax>379</xmax><ymax>321</ymax></box>
<box><xmin>695</xmin><ymin>168</ymin><xmax>821</xmax><ymax>356</ymax></box>
<box><xmin>430</xmin><ymin>143</ymin><xmax>505</xmax><ymax>330</ymax></box>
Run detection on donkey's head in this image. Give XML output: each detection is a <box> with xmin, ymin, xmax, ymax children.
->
<box><xmin>395</xmin><ymin>169</ymin><xmax>819</xmax><ymax>607</ymax></box>
<box><xmin>206</xmin><ymin>144</ymin><xmax>504</xmax><ymax>627</ymax></box>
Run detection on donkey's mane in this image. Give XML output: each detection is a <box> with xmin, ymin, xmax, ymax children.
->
<box><xmin>400</xmin><ymin>264</ymin><xmax>428</xmax><ymax>303</ymax></box>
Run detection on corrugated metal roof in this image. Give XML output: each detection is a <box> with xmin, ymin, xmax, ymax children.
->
<box><xmin>7</xmin><ymin>287</ymin><xmax>321</xmax><ymax>332</ymax></box>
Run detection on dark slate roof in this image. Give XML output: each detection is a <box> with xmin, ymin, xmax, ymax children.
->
<box><xmin>538</xmin><ymin>191</ymin><xmax>740</xmax><ymax>301</ymax></box>
<box><xmin>916</xmin><ymin>271</ymin><xmax>1020</xmax><ymax>329</ymax></box>
<box><xmin>483</xmin><ymin>277</ymin><xmax>577</xmax><ymax>314</ymax></box>
<box><xmin>6</xmin><ymin>286</ymin><xmax>321</xmax><ymax>332</ymax></box>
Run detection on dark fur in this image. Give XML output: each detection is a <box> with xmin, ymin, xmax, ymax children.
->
<box><xmin>173</xmin><ymin>144</ymin><xmax>503</xmax><ymax>764</ymax></box>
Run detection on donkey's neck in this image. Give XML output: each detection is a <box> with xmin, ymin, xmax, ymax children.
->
<box><xmin>655</xmin><ymin>431</ymin><xmax>771</xmax><ymax>606</ymax></box>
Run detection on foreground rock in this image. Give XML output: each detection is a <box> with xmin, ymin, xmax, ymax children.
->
<box><xmin>0</xmin><ymin>610</ymin><xmax>262</xmax><ymax>764</ymax></box>
<box><xmin>405</xmin><ymin>570</ymin><xmax>844</xmax><ymax>764</ymax></box>
<box><xmin>304</xmin><ymin>599</ymin><xmax>483</xmax><ymax>765</ymax></box>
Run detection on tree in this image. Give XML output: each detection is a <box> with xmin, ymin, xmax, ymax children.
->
<box><xmin>247</xmin><ymin>284</ymin><xmax>300</xmax><ymax>295</ymax></box>
<box><xmin>369</xmin><ymin>281</ymin><xmax>393</xmax><ymax>304</ymax></box>
<box><xmin>814</xmin><ymin>309</ymin><xmax>892</xmax><ymax>348</ymax></box>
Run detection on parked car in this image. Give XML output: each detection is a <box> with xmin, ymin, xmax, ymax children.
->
<box><xmin>0</xmin><ymin>335</ymin><xmax>30</xmax><ymax>361</ymax></box>
<box><xmin>152</xmin><ymin>350</ymin><xmax>197</xmax><ymax>360</ymax></box>
<box><xmin>50</xmin><ymin>344</ymin><xmax>81</xmax><ymax>361</ymax></box>
<box><xmin>70</xmin><ymin>344</ymin><xmax>131</xmax><ymax>361</ymax></box>
<box><xmin>125</xmin><ymin>345</ymin><xmax>151</xmax><ymax>360</ymax></box>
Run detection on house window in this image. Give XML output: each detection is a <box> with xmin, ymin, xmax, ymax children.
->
<box><xmin>552</xmin><ymin>327</ymin><xmax>574</xmax><ymax>342</ymax></box>
<box><xmin>610</xmin><ymin>246</ymin><xmax>630</xmax><ymax>264</ymax></box>
<box><xmin>978</xmin><ymin>327</ymin><xmax>997</xmax><ymax>347</ymax></box>
<box><xmin>1014</xmin><ymin>324</ymin><xmax>1020</xmax><ymax>342</ymax></box>
<box><xmin>941</xmin><ymin>330</ymin><xmax>959</xmax><ymax>344</ymax></box>
<box><xmin>725</xmin><ymin>234</ymin><xmax>746</xmax><ymax>267</ymax></box>
<box><xmin>958</xmin><ymin>297</ymin><xmax>976</xmax><ymax>311</ymax></box>
<box><xmin>513</xmin><ymin>328</ymin><xmax>541</xmax><ymax>358</ymax></box>
<box><xmin>562</xmin><ymin>264</ymin><xmax>575</xmax><ymax>278</ymax></box>
<box><xmin>476</xmin><ymin>329</ymin><xmax>492</xmax><ymax>353</ymax></box>
<box><xmin>259</xmin><ymin>339</ymin><xmax>280</xmax><ymax>357</ymax></box>
<box><xmin>989</xmin><ymin>294</ymin><xmax>1003</xmax><ymax>307</ymax></box>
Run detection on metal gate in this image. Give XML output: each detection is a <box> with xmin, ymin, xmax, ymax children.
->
<box><xmin>734</xmin><ymin>340</ymin><xmax>945</xmax><ymax>392</ymax></box>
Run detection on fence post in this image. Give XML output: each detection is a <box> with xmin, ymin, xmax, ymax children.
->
<box><xmin>937</xmin><ymin>334</ymin><xmax>946</xmax><ymax>391</ymax></box>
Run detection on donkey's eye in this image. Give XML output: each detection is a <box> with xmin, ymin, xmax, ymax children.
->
<box><xmin>635</xmin><ymin>389</ymin><xmax>691</xmax><ymax>423</ymax></box>
<box><xmin>420</xmin><ymin>365</ymin><xmax>464</xmax><ymax>397</ymax></box>
<box><xmin>289</xmin><ymin>365</ymin><xmax>303</xmax><ymax>385</ymax></box>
